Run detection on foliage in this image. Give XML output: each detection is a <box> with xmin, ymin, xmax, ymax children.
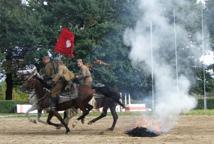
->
<box><xmin>190</xmin><ymin>67</ymin><xmax>214</xmax><ymax>95</ymax></box>
<box><xmin>0</xmin><ymin>82</ymin><xmax>28</xmax><ymax>101</ymax></box>
<box><xmin>0</xmin><ymin>100</ymin><xmax>25</xmax><ymax>113</ymax></box>
<box><xmin>0</xmin><ymin>0</ymin><xmax>214</xmax><ymax>100</ymax></box>
<box><xmin>186</xmin><ymin>109</ymin><xmax>214</xmax><ymax>115</ymax></box>
<box><xmin>0</xmin><ymin>83</ymin><xmax>6</xmax><ymax>100</ymax></box>
<box><xmin>19</xmin><ymin>0</ymin><xmax>147</xmax><ymax>95</ymax></box>
<box><xmin>206</xmin><ymin>0</ymin><xmax>214</xmax><ymax>49</ymax></box>
<box><xmin>196</xmin><ymin>98</ymin><xmax>214</xmax><ymax>109</ymax></box>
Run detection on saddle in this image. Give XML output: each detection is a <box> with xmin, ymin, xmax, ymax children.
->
<box><xmin>93</xmin><ymin>83</ymin><xmax>105</xmax><ymax>99</ymax></box>
<box><xmin>59</xmin><ymin>82</ymin><xmax>78</xmax><ymax>104</ymax></box>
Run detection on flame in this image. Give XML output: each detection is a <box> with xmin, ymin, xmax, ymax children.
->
<box><xmin>135</xmin><ymin>116</ymin><xmax>161</xmax><ymax>133</ymax></box>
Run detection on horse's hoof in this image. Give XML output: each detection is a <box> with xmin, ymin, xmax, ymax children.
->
<box><xmin>72</xmin><ymin>121</ymin><xmax>78</xmax><ymax>128</ymax></box>
<box><xmin>65</xmin><ymin>129</ymin><xmax>70</xmax><ymax>134</ymax></box>
<box><xmin>107</xmin><ymin>128</ymin><xmax>114</xmax><ymax>131</ymax></box>
<box><xmin>72</xmin><ymin>124</ymin><xmax>76</xmax><ymax>128</ymax></box>
<box><xmin>72</xmin><ymin>122</ymin><xmax>77</xmax><ymax>128</ymax></box>
<box><xmin>56</xmin><ymin>126</ymin><xmax>61</xmax><ymax>129</ymax></box>
<box><xmin>30</xmin><ymin>120</ymin><xmax>37</xmax><ymax>124</ymax></box>
<box><xmin>88</xmin><ymin>121</ymin><xmax>93</xmax><ymax>125</ymax></box>
<box><xmin>81</xmin><ymin>119</ymin><xmax>84</xmax><ymax>124</ymax></box>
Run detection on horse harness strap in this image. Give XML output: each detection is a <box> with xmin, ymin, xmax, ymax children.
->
<box><xmin>36</xmin><ymin>92</ymin><xmax>49</xmax><ymax>105</ymax></box>
<box><xmin>51</xmin><ymin>61</ymin><xmax>58</xmax><ymax>75</ymax></box>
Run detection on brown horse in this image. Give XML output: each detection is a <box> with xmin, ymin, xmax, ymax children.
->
<box><xmin>20</xmin><ymin>71</ymin><xmax>94</xmax><ymax>134</ymax></box>
<box><xmin>18</xmin><ymin>66</ymin><xmax>125</xmax><ymax>132</ymax></box>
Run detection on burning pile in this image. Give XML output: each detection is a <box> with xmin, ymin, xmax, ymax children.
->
<box><xmin>126</xmin><ymin>127</ymin><xmax>159</xmax><ymax>137</ymax></box>
<box><xmin>126</xmin><ymin>116</ymin><xmax>161</xmax><ymax>137</ymax></box>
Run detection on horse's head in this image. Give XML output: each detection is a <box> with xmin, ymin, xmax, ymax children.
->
<box><xmin>17</xmin><ymin>65</ymin><xmax>41</xmax><ymax>93</ymax></box>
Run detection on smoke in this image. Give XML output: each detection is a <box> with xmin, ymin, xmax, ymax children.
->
<box><xmin>123</xmin><ymin>0</ymin><xmax>209</xmax><ymax>132</ymax></box>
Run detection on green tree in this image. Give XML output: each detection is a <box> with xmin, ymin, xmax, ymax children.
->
<box><xmin>0</xmin><ymin>0</ymin><xmax>48</xmax><ymax>99</ymax></box>
<box><xmin>191</xmin><ymin>66</ymin><xmax>214</xmax><ymax>95</ymax></box>
<box><xmin>26</xmin><ymin>0</ymin><xmax>149</xmax><ymax>97</ymax></box>
<box><xmin>1</xmin><ymin>0</ymin><xmax>213</xmax><ymax>100</ymax></box>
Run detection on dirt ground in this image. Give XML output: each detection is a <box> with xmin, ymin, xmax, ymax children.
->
<box><xmin>0</xmin><ymin>115</ymin><xmax>214</xmax><ymax>144</ymax></box>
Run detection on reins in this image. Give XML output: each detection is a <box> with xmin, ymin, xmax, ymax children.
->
<box><xmin>24</xmin><ymin>70</ymin><xmax>51</xmax><ymax>105</ymax></box>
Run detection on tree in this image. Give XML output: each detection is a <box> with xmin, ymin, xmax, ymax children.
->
<box><xmin>191</xmin><ymin>66</ymin><xmax>214</xmax><ymax>95</ymax></box>
<box><xmin>26</xmin><ymin>0</ymin><xmax>148</xmax><ymax>96</ymax></box>
<box><xmin>206</xmin><ymin>0</ymin><xmax>214</xmax><ymax>50</ymax></box>
<box><xmin>1</xmin><ymin>0</ymin><xmax>213</xmax><ymax>100</ymax></box>
<box><xmin>0</xmin><ymin>0</ymin><xmax>48</xmax><ymax>99</ymax></box>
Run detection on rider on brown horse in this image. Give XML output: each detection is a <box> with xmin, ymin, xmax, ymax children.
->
<box><xmin>18</xmin><ymin>58</ymin><xmax>125</xmax><ymax>132</ymax></box>
<box><xmin>76</xmin><ymin>59</ymin><xmax>93</xmax><ymax>87</ymax></box>
<box><xmin>42</xmin><ymin>56</ymin><xmax>75</xmax><ymax>111</ymax></box>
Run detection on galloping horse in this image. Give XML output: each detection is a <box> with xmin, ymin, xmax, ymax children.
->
<box><xmin>18</xmin><ymin>67</ymin><xmax>94</xmax><ymax>133</ymax></box>
<box><xmin>18</xmin><ymin>66</ymin><xmax>125</xmax><ymax>132</ymax></box>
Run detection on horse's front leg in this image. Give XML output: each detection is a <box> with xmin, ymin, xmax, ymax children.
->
<box><xmin>64</xmin><ymin>108</ymin><xmax>78</xmax><ymax>126</ymax></box>
<box><xmin>77</xmin><ymin>104</ymin><xmax>93</xmax><ymax>124</ymax></box>
<box><xmin>77</xmin><ymin>108</ymin><xmax>88</xmax><ymax>124</ymax></box>
<box><xmin>46</xmin><ymin>111</ymin><xmax>64</xmax><ymax>130</ymax></box>
<box><xmin>26</xmin><ymin>104</ymin><xmax>37</xmax><ymax>124</ymax></box>
<box><xmin>49</xmin><ymin>111</ymin><xmax>70</xmax><ymax>134</ymax></box>
<box><xmin>37</xmin><ymin>109</ymin><xmax>46</xmax><ymax>124</ymax></box>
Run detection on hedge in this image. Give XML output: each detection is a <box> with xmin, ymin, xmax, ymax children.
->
<box><xmin>196</xmin><ymin>98</ymin><xmax>214</xmax><ymax>109</ymax></box>
<box><xmin>0</xmin><ymin>98</ymin><xmax>213</xmax><ymax>113</ymax></box>
<box><xmin>0</xmin><ymin>100</ymin><xmax>26</xmax><ymax>113</ymax></box>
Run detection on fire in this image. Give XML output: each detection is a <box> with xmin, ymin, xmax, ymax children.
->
<box><xmin>135</xmin><ymin>116</ymin><xmax>161</xmax><ymax>134</ymax></box>
<box><xmin>127</xmin><ymin>116</ymin><xmax>161</xmax><ymax>137</ymax></box>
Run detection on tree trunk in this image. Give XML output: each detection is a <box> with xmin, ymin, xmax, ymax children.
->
<box><xmin>4</xmin><ymin>52</ymin><xmax>13</xmax><ymax>100</ymax></box>
<box><xmin>5</xmin><ymin>73</ymin><xmax>13</xmax><ymax>100</ymax></box>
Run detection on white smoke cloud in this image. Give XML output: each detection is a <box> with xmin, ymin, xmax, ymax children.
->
<box><xmin>123</xmin><ymin>0</ymin><xmax>209</xmax><ymax>132</ymax></box>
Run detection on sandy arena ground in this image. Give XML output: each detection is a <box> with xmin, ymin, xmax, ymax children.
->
<box><xmin>0</xmin><ymin>114</ymin><xmax>214</xmax><ymax>144</ymax></box>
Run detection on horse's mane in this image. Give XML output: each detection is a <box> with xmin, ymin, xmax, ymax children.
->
<box><xmin>35</xmin><ymin>76</ymin><xmax>50</xmax><ymax>89</ymax></box>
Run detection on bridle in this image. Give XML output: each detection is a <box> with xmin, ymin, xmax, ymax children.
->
<box><xmin>18</xmin><ymin>66</ymin><xmax>41</xmax><ymax>91</ymax></box>
<box><xmin>18</xmin><ymin>66</ymin><xmax>50</xmax><ymax>105</ymax></box>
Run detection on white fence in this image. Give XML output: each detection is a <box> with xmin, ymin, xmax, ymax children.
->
<box><xmin>16</xmin><ymin>93</ymin><xmax>149</xmax><ymax>113</ymax></box>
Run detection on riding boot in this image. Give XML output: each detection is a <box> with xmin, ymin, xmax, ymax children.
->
<box><xmin>50</xmin><ymin>96</ymin><xmax>59</xmax><ymax>111</ymax></box>
<box><xmin>73</xmin><ymin>83</ymin><xmax>78</xmax><ymax>97</ymax></box>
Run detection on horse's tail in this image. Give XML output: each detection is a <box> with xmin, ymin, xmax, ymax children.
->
<box><xmin>113</xmin><ymin>97</ymin><xmax>125</xmax><ymax>108</ymax></box>
<box><xmin>94</xmin><ymin>86</ymin><xmax>126</xmax><ymax>108</ymax></box>
<box><xmin>111</xmin><ymin>93</ymin><xmax>125</xmax><ymax>108</ymax></box>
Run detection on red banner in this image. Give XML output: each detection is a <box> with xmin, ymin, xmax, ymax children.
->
<box><xmin>54</xmin><ymin>27</ymin><xmax>75</xmax><ymax>58</ymax></box>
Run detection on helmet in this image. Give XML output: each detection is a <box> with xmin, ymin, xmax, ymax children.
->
<box><xmin>54</xmin><ymin>55</ymin><xmax>62</xmax><ymax>61</ymax></box>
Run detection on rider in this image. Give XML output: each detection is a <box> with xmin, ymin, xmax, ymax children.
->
<box><xmin>53</xmin><ymin>59</ymin><xmax>75</xmax><ymax>83</ymax></box>
<box><xmin>76</xmin><ymin>59</ymin><xmax>93</xmax><ymax>87</ymax></box>
<box><xmin>42</xmin><ymin>56</ymin><xmax>74</xmax><ymax>111</ymax></box>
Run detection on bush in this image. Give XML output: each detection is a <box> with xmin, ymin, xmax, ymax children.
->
<box><xmin>196</xmin><ymin>98</ymin><xmax>214</xmax><ymax>109</ymax></box>
<box><xmin>0</xmin><ymin>100</ymin><xmax>26</xmax><ymax>113</ymax></box>
<box><xmin>0</xmin><ymin>82</ymin><xmax>6</xmax><ymax>100</ymax></box>
<box><xmin>0</xmin><ymin>82</ymin><xmax>28</xmax><ymax>101</ymax></box>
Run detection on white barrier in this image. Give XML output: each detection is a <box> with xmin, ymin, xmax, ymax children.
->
<box><xmin>125</xmin><ymin>104</ymin><xmax>146</xmax><ymax>112</ymax></box>
<box><xmin>16</xmin><ymin>104</ymin><xmax>64</xmax><ymax>114</ymax></box>
<box><xmin>16</xmin><ymin>104</ymin><xmax>38</xmax><ymax>113</ymax></box>
<box><xmin>17</xmin><ymin>104</ymin><xmax>149</xmax><ymax>113</ymax></box>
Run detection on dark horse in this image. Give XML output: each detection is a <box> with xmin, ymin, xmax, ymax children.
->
<box><xmin>88</xmin><ymin>86</ymin><xmax>124</xmax><ymax>130</ymax></box>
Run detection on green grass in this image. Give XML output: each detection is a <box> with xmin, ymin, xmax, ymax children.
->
<box><xmin>0</xmin><ymin>111</ymin><xmax>142</xmax><ymax>118</ymax></box>
<box><xmin>1</xmin><ymin>110</ymin><xmax>214</xmax><ymax>119</ymax></box>
<box><xmin>185</xmin><ymin>109</ymin><xmax>214</xmax><ymax>115</ymax></box>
